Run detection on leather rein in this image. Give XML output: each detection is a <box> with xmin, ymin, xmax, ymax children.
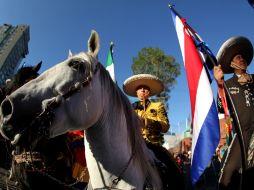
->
<box><xmin>27</xmin><ymin>59</ymin><xmax>100</xmax><ymax>138</ymax></box>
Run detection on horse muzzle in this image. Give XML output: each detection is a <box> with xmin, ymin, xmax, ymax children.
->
<box><xmin>0</xmin><ymin>97</ymin><xmax>15</xmax><ymax>140</ymax></box>
<box><xmin>0</xmin><ymin>97</ymin><xmax>33</xmax><ymax>143</ymax></box>
<box><xmin>0</xmin><ymin>95</ymin><xmax>57</xmax><ymax>145</ymax></box>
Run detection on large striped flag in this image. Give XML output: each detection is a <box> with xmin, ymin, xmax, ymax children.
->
<box><xmin>106</xmin><ymin>41</ymin><xmax>116</xmax><ymax>82</ymax></box>
<box><xmin>169</xmin><ymin>5</ymin><xmax>220</xmax><ymax>185</ymax></box>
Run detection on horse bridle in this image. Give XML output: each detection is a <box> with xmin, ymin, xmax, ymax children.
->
<box><xmin>14</xmin><ymin>56</ymin><xmax>137</xmax><ymax>189</ymax></box>
<box><xmin>9</xmin><ymin>56</ymin><xmax>100</xmax><ymax>189</ymax></box>
<box><xmin>27</xmin><ymin>57</ymin><xmax>101</xmax><ymax>138</ymax></box>
<box><xmin>34</xmin><ymin>59</ymin><xmax>137</xmax><ymax>189</ymax></box>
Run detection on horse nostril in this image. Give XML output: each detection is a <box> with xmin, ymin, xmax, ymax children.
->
<box><xmin>1</xmin><ymin>98</ymin><xmax>14</xmax><ymax>122</ymax></box>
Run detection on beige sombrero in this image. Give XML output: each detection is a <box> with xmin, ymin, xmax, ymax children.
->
<box><xmin>123</xmin><ymin>74</ymin><xmax>164</xmax><ymax>97</ymax></box>
<box><xmin>216</xmin><ymin>36</ymin><xmax>253</xmax><ymax>74</ymax></box>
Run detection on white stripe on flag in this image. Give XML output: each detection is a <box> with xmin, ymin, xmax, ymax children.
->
<box><xmin>192</xmin><ymin>67</ymin><xmax>214</xmax><ymax>158</ymax></box>
<box><xmin>106</xmin><ymin>64</ymin><xmax>115</xmax><ymax>82</ymax></box>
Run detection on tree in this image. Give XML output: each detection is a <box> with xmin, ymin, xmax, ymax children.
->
<box><xmin>131</xmin><ymin>47</ymin><xmax>180</xmax><ymax>108</ymax></box>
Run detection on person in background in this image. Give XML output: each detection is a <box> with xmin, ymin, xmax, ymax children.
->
<box><xmin>123</xmin><ymin>73</ymin><xmax>184</xmax><ymax>190</ymax></box>
<box><xmin>123</xmin><ymin>74</ymin><xmax>169</xmax><ymax>146</ymax></box>
<box><xmin>214</xmin><ymin>36</ymin><xmax>254</xmax><ymax>190</ymax></box>
<box><xmin>67</xmin><ymin>130</ymin><xmax>89</xmax><ymax>189</ymax></box>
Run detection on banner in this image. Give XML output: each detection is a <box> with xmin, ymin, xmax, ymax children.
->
<box><xmin>169</xmin><ymin>5</ymin><xmax>220</xmax><ymax>185</ymax></box>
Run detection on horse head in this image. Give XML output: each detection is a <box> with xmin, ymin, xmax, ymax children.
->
<box><xmin>0</xmin><ymin>30</ymin><xmax>103</xmax><ymax>144</ymax></box>
<box><xmin>0</xmin><ymin>61</ymin><xmax>82</xmax><ymax>190</ymax></box>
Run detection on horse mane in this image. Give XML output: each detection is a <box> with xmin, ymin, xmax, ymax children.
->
<box><xmin>96</xmin><ymin>62</ymin><xmax>161</xmax><ymax>187</ymax></box>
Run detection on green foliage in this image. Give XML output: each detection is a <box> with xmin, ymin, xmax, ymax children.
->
<box><xmin>131</xmin><ymin>47</ymin><xmax>180</xmax><ymax>109</ymax></box>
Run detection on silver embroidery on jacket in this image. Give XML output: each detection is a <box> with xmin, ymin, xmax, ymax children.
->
<box><xmin>244</xmin><ymin>89</ymin><xmax>251</xmax><ymax>107</ymax></box>
<box><xmin>229</xmin><ymin>87</ymin><xmax>239</xmax><ymax>94</ymax></box>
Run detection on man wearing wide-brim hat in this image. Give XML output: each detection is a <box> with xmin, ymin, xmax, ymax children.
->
<box><xmin>214</xmin><ymin>36</ymin><xmax>254</xmax><ymax>189</ymax></box>
<box><xmin>123</xmin><ymin>73</ymin><xmax>169</xmax><ymax>146</ymax></box>
<box><xmin>123</xmin><ymin>73</ymin><xmax>185</xmax><ymax>190</ymax></box>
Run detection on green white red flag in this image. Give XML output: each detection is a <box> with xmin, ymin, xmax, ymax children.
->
<box><xmin>106</xmin><ymin>42</ymin><xmax>116</xmax><ymax>82</ymax></box>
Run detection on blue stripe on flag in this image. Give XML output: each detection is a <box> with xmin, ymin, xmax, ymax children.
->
<box><xmin>191</xmin><ymin>100</ymin><xmax>220</xmax><ymax>184</ymax></box>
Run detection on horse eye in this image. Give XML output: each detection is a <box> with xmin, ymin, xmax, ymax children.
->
<box><xmin>68</xmin><ymin>60</ymin><xmax>85</xmax><ymax>72</ymax></box>
<box><xmin>68</xmin><ymin>60</ymin><xmax>79</xmax><ymax>68</ymax></box>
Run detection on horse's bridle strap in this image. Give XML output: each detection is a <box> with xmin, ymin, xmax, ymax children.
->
<box><xmin>29</xmin><ymin>61</ymin><xmax>101</xmax><ymax>138</ymax></box>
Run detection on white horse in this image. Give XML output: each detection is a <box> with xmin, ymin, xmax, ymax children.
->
<box><xmin>0</xmin><ymin>30</ymin><xmax>162</xmax><ymax>190</ymax></box>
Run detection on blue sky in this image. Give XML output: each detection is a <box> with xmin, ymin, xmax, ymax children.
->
<box><xmin>1</xmin><ymin>0</ymin><xmax>254</xmax><ymax>133</ymax></box>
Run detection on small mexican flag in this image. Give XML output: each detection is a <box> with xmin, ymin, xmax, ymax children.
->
<box><xmin>106</xmin><ymin>42</ymin><xmax>116</xmax><ymax>82</ymax></box>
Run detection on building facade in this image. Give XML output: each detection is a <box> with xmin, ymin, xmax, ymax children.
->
<box><xmin>0</xmin><ymin>24</ymin><xmax>30</xmax><ymax>86</ymax></box>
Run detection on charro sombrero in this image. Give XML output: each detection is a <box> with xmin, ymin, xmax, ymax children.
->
<box><xmin>216</xmin><ymin>36</ymin><xmax>253</xmax><ymax>74</ymax></box>
<box><xmin>123</xmin><ymin>74</ymin><xmax>164</xmax><ymax>97</ymax></box>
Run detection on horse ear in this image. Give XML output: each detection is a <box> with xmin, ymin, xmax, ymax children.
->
<box><xmin>68</xmin><ymin>50</ymin><xmax>73</xmax><ymax>58</ymax></box>
<box><xmin>88</xmin><ymin>30</ymin><xmax>100</xmax><ymax>58</ymax></box>
<box><xmin>33</xmin><ymin>61</ymin><xmax>42</xmax><ymax>72</ymax></box>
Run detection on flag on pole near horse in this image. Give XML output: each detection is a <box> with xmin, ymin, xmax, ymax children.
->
<box><xmin>106</xmin><ymin>41</ymin><xmax>116</xmax><ymax>82</ymax></box>
<box><xmin>169</xmin><ymin>5</ymin><xmax>220</xmax><ymax>185</ymax></box>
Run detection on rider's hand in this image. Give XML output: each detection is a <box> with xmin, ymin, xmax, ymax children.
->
<box><xmin>214</xmin><ymin>65</ymin><xmax>224</xmax><ymax>86</ymax></box>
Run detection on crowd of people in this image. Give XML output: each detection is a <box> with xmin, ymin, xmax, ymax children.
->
<box><xmin>0</xmin><ymin>35</ymin><xmax>253</xmax><ymax>190</ymax></box>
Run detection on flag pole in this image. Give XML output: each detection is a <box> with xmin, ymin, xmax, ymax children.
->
<box><xmin>168</xmin><ymin>3</ymin><xmax>247</xmax><ymax>172</ymax></box>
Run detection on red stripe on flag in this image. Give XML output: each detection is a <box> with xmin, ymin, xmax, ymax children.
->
<box><xmin>183</xmin><ymin>28</ymin><xmax>203</xmax><ymax>120</ymax></box>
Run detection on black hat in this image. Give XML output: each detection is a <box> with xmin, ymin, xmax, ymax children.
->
<box><xmin>216</xmin><ymin>36</ymin><xmax>253</xmax><ymax>74</ymax></box>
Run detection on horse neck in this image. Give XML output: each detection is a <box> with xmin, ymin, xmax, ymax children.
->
<box><xmin>85</xmin><ymin>111</ymin><xmax>143</xmax><ymax>189</ymax></box>
<box><xmin>84</xmin><ymin>74</ymin><xmax>148</xmax><ymax>189</ymax></box>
